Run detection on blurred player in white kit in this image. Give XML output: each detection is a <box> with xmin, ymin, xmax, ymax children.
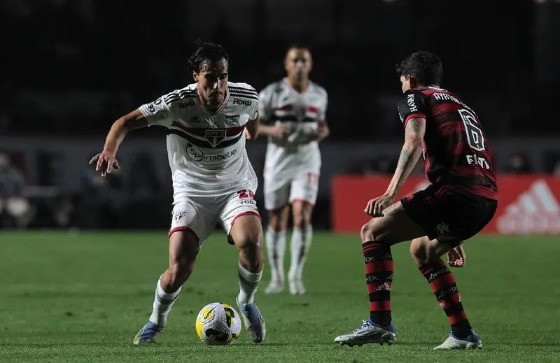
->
<box><xmin>90</xmin><ymin>40</ymin><xmax>266</xmax><ymax>344</ymax></box>
<box><xmin>258</xmin><ymin>44</ymin><xmax>329</xmax><ymax>295</ymax></box>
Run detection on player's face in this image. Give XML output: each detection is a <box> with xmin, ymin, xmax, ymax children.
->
<box><xmin>194</xmin><ymin>58</ymin><xmax>229</xmax><ymax>108</ymax></box>
<box><xmin>285</xmin><ymin>48</ymin><xmax>312</xmax><ymax>81</ymax></box>
<box><xmin>400</xmin><ymin>75</ymin><xmax>412</xmax><ymax>93</ymax></box>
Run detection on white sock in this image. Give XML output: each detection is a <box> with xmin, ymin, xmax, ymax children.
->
<box><xmin>288</xmin><ymin>226</ymin><xmax>313</xmax><ymax>281</ymax></box>
<box><xmin>148</xmin><ymin>277</ymin><xmax>182</xmax><ymax>326</ymax></box>
<box><xmin>265</xmin><ymin>228</ymin><xmax>286</xmax><ymax>285</ymax></box>
<box><xmin>237</xmin><ymin>262</ymin><xmax>262</xmax><ymax>304</ymax></box>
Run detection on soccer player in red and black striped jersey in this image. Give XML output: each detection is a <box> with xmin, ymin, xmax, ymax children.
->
<box><xmin>334</xmin><ymin>51</ymin><xmax>498</xmax><ymax>350</ymax></box>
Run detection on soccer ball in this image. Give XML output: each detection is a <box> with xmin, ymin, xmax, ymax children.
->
<box><xmin>195</xmin><ymin>302</ymin><xmax>242</xmax><ymax>345</ymax></box>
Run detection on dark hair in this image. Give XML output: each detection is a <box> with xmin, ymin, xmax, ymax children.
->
<box><xmin>188</xmin><ymin>40</ymin><xmax>229</xmax><ymax>73</ymax></box>
<box><xmin>396</xmin><ymin>51</ymin><xmax>442</xmax><ymax>86</ymax></box>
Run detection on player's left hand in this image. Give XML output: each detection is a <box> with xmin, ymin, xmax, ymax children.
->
<box><xmin>89</xmin><ymin>151</ymin><xmax>119</xmax><ymax>177</ymax></box>
<box><xmin>364</xmin><ymin>193</ymin><xmax>394</xmax><ymax>217</ymax></box>
<box><xmin>447</xmin><ymin>243</ymin><xmax>466</xmax><ymax>268</ymax></box>
<box><xmin>306</xmin><ymin>121</ymin><xmax>329</xmax><ymax>142</ymax></box>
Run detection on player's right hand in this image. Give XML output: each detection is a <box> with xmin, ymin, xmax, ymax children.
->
<box><xmin>364</xmin><ymin>193</ymin><xmax>394</xmax><ymax>217</ymax></box>
<box><xmin>89</xmin><ymin>151</ymin><xmax>119</xmax><ymax>177</ymax></box>
<box><xmin>270</xmin><ymin>123</ymin><xmax>292</xmax><ymax>140</ymax></box>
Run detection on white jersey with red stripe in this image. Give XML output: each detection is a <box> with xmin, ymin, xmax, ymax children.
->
<box><xmin>259</xmin><ymin>78</ymin><xmax>328</xmax><ymax>188</ymax></box>
<box><xmin>138</xmin><ymin>82</ymin><xmax>259</xmax><ymax>199</ymax></box>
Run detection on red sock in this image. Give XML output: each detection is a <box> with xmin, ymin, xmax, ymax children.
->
<box><xmin>362</xmin><ymin>241</ymin><xmax>393</xmax><ymax>327</ymax></box>
<box><xmin>419</xmin><ymin>259</ymin><xmax>472</xmax><ymax>338</ymax></box>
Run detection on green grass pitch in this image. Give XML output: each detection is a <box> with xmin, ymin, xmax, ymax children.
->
<box><xmin>0</xmin><ymin>231</ymin><xmax>559</xmax><ymax>362</ymax></box>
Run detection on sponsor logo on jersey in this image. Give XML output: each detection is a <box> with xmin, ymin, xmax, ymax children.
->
<box><xmin>497</xmin><ymin>180</ymin><xmax>560</xmax><ymax>234</ymax></box>
<box><xmin>186</xmin><ymin>143</ymin><xmax>238</xmax><ymax>162</ymax></box>
<box><xmin>205</xmin><ymin>129</ymin><xmax>226</xmax><ymax>147</ymax></box>
<box><xmin>407</xmin><ymin>94</ymin><xmax>418</xmax><ymax>112</ymax></box>
<box><xmin>233</xmin><ymin>98</ymin><xmax>252</xmax><ymax>106</ymax></box>
<box><xmin>225</xmin><ymin>115</ymin><xmax>240</xmax><ymax>121</ymax></box>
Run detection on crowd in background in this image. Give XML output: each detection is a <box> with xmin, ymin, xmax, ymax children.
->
<box><xmin>1</xmin><ymin>0</ymin><xmax>557</xmax><ymax>139</ymax></box>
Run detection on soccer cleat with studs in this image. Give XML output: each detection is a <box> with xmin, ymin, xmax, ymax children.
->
<box><xmin>133</xmin><ymin>321</ymin><xmax>162</xmax><ymax>345</ymax></box>
<box><xmin>433</xmin><ymin>330</ymin><xmax>483</xmax><ymax>350</ymax></box>
<box><xmin>264</xmin><ymin>281</ymin><xmax>284</xmax><ymax>294</ymax></box>
<box><xmin>236</xmin><ymin>298</ymin><xmax>266</xmax><ymax>343</ymax></box>
<box><xmin>334</xmin><ymin>319</ymin><xmax>396</xmax><ymax>347</ymax></box>
<box><xmin>288</xmin><ymin>279</ymin><xmax>306</xmax><ymax>295</ymax></box>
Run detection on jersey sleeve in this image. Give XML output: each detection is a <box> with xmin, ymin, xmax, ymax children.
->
<box><xmin>246</xmin><ymin>85</ymin><xmax>259</xmax><ymax>121</ymax></box>
<box><xmin>138</xmin><ymin>93</ymin><xmax>176</xmax><ymax>128</ymax></box>
<box><xmin>397</xmin><ymin>90</ymin><xmax>427</xmax><ymax>127</ymax></box>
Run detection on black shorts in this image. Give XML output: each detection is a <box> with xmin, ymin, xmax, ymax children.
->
<box><xmin>401</xmin><ymin>183</ymin><xmax>497</xmax><ymax>246</ymax></box>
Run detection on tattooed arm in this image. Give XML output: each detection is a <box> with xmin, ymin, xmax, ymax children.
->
<box><xmin>364</xmin><ymin>117</ymin><xmax>425</xmax><ymax>217</ymax></box>
<box><xmin>385</xmin><ymin>117</ymin><xmax>425</xmax><ymax>198</ymax></box>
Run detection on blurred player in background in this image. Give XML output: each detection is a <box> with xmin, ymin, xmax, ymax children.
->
<box><xmin>334</xmin><ymin>51</ymin><xmax>498</xmax><ymax>349</ymax></box>
<box><xmin>90</xmin><ymin>40</ymin><xmax>266</xmax><ymax>344</ymax></box>
<box><xmin>0</xmin><ymin>150</ymin><xmax>33</xmax><ymax>228</ymax></box>
<box><xmin>258</xmin><ymin>44</ymin><xmax>329</xmax><ymax>295</ymax></box>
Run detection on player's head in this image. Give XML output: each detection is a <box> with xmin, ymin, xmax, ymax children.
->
<box><xmin>188</xmin><ymin>40</ymin><xmax>229</xmax><ymax>109</ymax></box>
<box><xmin>284</xmin><ymin>43</ymin><xmax>312</xmax><ymax>84</ymax></box>
<box><xmin>396</xmin><ymin>51</ymin><xmax>442</xmax><ymax>93</ymax></box>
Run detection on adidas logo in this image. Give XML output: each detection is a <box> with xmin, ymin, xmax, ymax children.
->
<box><xmin>497</xmin><ymin>180</ymin><xmax>560</xmax><ymax>234</ymax></box>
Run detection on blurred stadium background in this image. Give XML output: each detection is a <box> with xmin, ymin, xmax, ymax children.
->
<box><xmin>0</xmin><ymin>0</ymin><xmax>559</xmax><ymax>231</ymax></box>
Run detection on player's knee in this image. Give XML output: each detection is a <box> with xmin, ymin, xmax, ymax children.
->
<box><xmin>360</xmin><ymin>223</ymin><xmax>370</xmax><ymax>241</ymax></box>
<box><xmin>292</xmin><ymin>214</ymin><xmax>308</xmax><ymax>229</ymax></box>
<box><xmin>409</xmin><ymin>238</ymin><xmax>439</xmax><ymax>266</ymax></box>
<box><xmin>267</xmin><ymin>213</ymin><xmax>282</xmax><ymax>230</ymax></box>
<box><xmin>409</xmin><ymin>238</ymin><xmax>426</xmax><ymax>263</ymax></box>
<box><xmin>360</xmin><ymin>222</ymin><xmax>386</xmax><ymax>243</ymax></box>
<box><xmin>268</xmin><ymin>218</ymin><xmax>285</xmax><ymax>232</ymax></box>
<box><xmin>234</xmin><ymin>234</ymin><xmax>262</xmax><ymax>252</ymax></box>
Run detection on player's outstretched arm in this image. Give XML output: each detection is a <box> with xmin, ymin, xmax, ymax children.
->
<box><xmin>89</xmin><ymin>109</ymin><xmax>149</xmax><ymax>177</ymax></box>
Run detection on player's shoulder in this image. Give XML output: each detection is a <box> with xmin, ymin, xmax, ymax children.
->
<box><xmin>228</xmin><ymin>82</ymin><xmax>258</xmax><ymax>99</ymax></box>
<box><xmin>163</xmin><ymin>84</ymin><xmax>197</xmax><ymax>104</ymax></box>
<box><xmin>258</xmin><ymin>80</ymin><xmax>283</xmax><ymax>96</ymax></box>
<box><xmin>310</xmin><ymin>81</ymin><xmax>327</xmax><ymax>97</ymax></box>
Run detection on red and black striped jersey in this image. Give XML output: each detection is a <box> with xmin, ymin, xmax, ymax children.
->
<box><xmin>397</xmin><ymin>87</ymin><xmax>497</xmax><ymax>200</ymax></box>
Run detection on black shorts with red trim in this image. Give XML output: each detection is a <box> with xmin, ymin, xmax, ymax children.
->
<box><xmin>401</xmin><ymin>183</ymin><xmax>497</xmax><ymax>246</ymax></box>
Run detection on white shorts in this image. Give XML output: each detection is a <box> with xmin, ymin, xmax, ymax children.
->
<box><xmin>169</xmin><ymin>189</ymin><xmax>260</xmax><ymax>245</ymax></box>
<box><xmin>264</xmin><ymin>172</ymin><xmax>319</xmax><ymax>210</ymax></box>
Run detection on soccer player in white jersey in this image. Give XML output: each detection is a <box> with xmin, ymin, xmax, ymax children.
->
<box><xmin>257</xmin><ymin>44</ymin><xmax>329</xmax><ymax>295</ymax></box>
<box><xmin>89</xmin><ymin>41</ymin><xmax>266</xmax><ymax>344</ymax></box>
